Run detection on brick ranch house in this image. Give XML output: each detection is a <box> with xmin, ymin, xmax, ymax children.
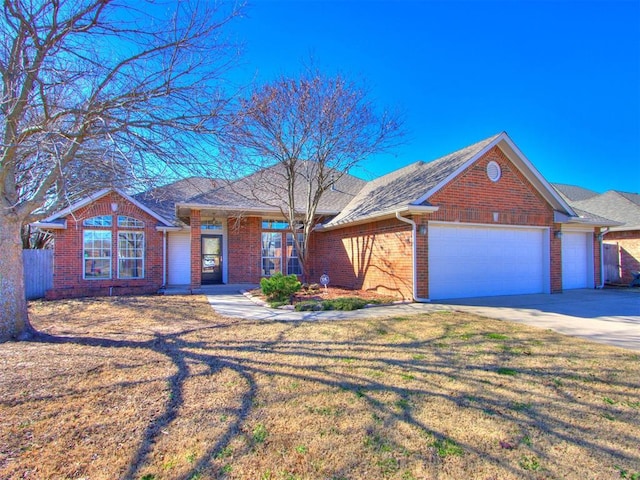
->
<box><xmin>36</xmin><ymin>132</ymin><xmax>616</xmax><ymax>301</ymax></box>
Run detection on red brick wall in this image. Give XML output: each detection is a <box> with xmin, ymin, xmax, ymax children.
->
<box><xmin>314</xmin><ymin>218</ymin><xmax>414</xmax><ymax>299</ymax></box>
<box><xmin>605</xmin><ymin>230</ymin><xmax>640</xmax><ymax>284</ymax></box>
<box><xmin>46</xmin><ymin>192</ymin><xmax>164</xmax><ymax>299</ymax></box>
<box><xmin>227</xmin><ymin>216</ymin><xmax>262</xmax><ymax>284</ymax></box>
<box><xmin>190</xmin><ymin>209</ymin><xmax>201</xmax><ymax>288</ymax></box>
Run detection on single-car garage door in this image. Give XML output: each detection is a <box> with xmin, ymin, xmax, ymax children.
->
<box><xmin>429</xmin><ymin>222</ymin><xmax>550</xmax><ymax>300</ymax></box>
<box><xmin>561</xmin><ymin>231</ymin><xmax>593</xmax><ymax>289</ymax></box>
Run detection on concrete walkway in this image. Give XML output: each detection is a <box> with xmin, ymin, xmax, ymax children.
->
<box><xmin>203</xmin><ymin>285</ymin><xmax>640</xmax><ymax>351</ymax></box>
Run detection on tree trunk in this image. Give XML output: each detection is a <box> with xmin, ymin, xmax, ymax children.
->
<box><xmin>0</xmin><ymin>214</ymin><xmax>34</xmax><ymax>342</ymax></box>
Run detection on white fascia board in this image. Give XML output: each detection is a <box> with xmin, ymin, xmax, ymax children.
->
<box><xmin>499</xmin><ymin>135</ymin><xmax>576</xmax><ymax>216</ymax></box>
<box><xmin>39</xmin><ymin>188</ymin><xmax>112</xmax><ymax>223</ymax></box>
<box><xmin>412</xmin><ymin>133</ymin><xmax>506</xmax><ymax>206</ymax></box>
<box><xmin>156</xmin><ymin>225</ymin><xmax>184</xmax><ymax>232</ymax></box>
<box><xmin>31</xmin><ymin>220</ymin><xmax>67</xmax><ymax>230</ymax></box>
<box><xmin>38</xmin><ymin>188</ymin><xmax>174</xmax><ymax>228</ymax></box>
<box><xmin>317</xmin><ymin>204</ymin><xmax>438</xmax><ymax>231</ymax></box>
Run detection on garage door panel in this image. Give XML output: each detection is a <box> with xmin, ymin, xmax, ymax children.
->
<box><xmin>562</xmin><ymin>232</ymin><xmax>592</xmax><ymax>289</ymax></box>
<box><xmin>429</xmin><ymin>224</ymin><xmax>548</xmax><ymax>300</ymax></box>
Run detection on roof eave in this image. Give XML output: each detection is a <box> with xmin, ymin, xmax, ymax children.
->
<box><xmin>176</xmin><ymin>202</ymin><xmax>341</xmax><ymax>217</ymax></box>
<box><xmin>317</xmin><ymin>205</ymin><xmax>439</xmax><ymax>232</ymax></box>
<box><xmin>31</xmin><ymin>220</ymin><xmax>67</xmax><ymax>230</ymax></box>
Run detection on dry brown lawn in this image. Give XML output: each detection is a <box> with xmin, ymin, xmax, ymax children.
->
<box><xmin>1</xmin><ymin>295</ymin><xmax>639</xmax><ymax>480</ymax></box>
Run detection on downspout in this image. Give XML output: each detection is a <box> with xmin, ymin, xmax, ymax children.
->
<box><xmin>395</xmin><ymin>211</ymin><xmax>431</xmax><ymax>303</ymax></box>
<box><xmin>597</xmin><ymin>227</ymin><xmax>610</xmax><ymax>289</ymax></box>
<box><xmin>162</xmin><ymin>230</ymin><xmax>167</xmax><ymax>288</ymax></box>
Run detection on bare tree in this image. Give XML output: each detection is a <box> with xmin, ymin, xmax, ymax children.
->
<box><xmin>219</xmin><ymin>69</ymin><xmax>403</xmax><ymax>281</ymax></box>
<box><xmin>0</xmin><ymin>0</ymin><xmax>243</xmax><ymax>341</ymax></box>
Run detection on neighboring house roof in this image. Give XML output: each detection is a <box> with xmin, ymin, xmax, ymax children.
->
<box><xmin>569</xmin><ymin>190</ymin><xmax>640</xmax><ymax>231</ymax></box>
<box><xmin>552</xmin><ymin>183</ymin><xmax>600</xmax><ymax>202</ymax></box>
<box><xmin>323</xmin><ymin>132</ymin><xmax>578</xmax><ymax>229</ymax></box>
<box><xmin>177</xmin><ymin>161</ymin><xmax>367</xmax><ymax>218</ymax></box>
<box><xmin>34</xmin><ymin>188</ymin><xmax>177</xmax><ymax>230</ymax></box>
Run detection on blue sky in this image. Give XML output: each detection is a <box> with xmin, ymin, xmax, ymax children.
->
<box><xmin>227</xmin><ymin>0</ymin><xmax>640</xmax><ymax>194</ymax></box>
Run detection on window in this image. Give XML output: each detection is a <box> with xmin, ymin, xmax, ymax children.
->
<box><xmin>83</xmin><ymin>215</ymin><xmax>112</xmax><ymax>227</ymax></box>
<box><xmin>117</xmin><ymin>216</ymin><xmax>144</xmax><ymax>228</ymax></box>
<box><xmin>201</xmin><ymin>219</ymin><xmax>223</xmax><ymax>230</ymax></box>
<box><xmin>262</xmin><ymin>219</ymin><xmax>289</xmax><ymax>230</ymax></box>
<box><xmin>286</xmin><ymin>233</ymin><xmax>304</xmax><ymax>275</ymax></box>
<box><xmin>261</xmin><ymin>232</ymin><xmax>282</xmax><ymax>276</ymax></box>
<box><xmin>83</xmin><ymin>230</ymin><xmax>112</xmax><ymax>279</ymax></box>
<box><xmin>118</xmin><ymin>232</ymin><xmax>144</xmax><ymax>279</ymax></box>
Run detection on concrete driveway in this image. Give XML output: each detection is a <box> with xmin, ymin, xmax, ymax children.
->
<box><xmin>433</xmin><ymin>288</ymin><xmax>640</xmax><ymax>351</ymax></box>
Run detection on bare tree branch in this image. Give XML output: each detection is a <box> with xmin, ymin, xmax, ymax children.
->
<box><xmin>218</xmin><ymin>67</ymin><xmax>404</xmax><ymax>280</ymax></box>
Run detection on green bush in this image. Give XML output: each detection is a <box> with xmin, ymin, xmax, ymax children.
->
<box><xmin>260</xmin><ymin>272</ymin><xmax>301</xmax><ymax>302</ymax></box>
<box><xmin>324</xmin><ymin>297</ymin><xmax>368</xmax><ymax>311</ymax></box>
<box><xmin>293</xmin><ymin>297</ymin><xmax>369</xmax><ymax>311</ymax></box>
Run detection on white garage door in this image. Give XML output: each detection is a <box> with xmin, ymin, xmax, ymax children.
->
<box><xmin>562</xmin><ymin>231</ymin><xmax>593</xmax><ymax>289</ymax></box>
<box><xmin>429</xmin><ymin>223</ymin><xmax>549</xmax><ymax>300</ymax></box>
<box><xmin>168</xmin><ymin>231</ymin><xmax>191</xmax><ymax>285</ymax></box>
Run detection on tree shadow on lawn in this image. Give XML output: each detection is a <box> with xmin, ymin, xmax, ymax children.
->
<box><xmin>17</xmin><ymin>299</ymin><xmax>640</xmax><ymax>480</ymax></box>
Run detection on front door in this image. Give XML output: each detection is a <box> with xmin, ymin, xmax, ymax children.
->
<box><xmin>201</xmin><ymin>235</ymin><xmax>223</xmax><ymax>284</ymax></box>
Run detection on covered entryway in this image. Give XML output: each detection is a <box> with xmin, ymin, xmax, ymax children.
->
<box><xmin>561</xmin><ymin>230</ymin><xmax>594</xmax><ymax>289</ymax></box>
<box><xmin>428</xmin><ymin>222</ymin><xmax>550</xmax><ymax>300</ymax></box>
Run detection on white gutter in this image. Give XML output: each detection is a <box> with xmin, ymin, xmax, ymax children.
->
<box><xmin>162</xmin><ymin>231</ymin><xmax>167</xmax><ymax>287</ymax></box>
<box><xmin>597</xmin><ymin>227</ymin><xmax>610</xmax><ymax>289</ymax></box>
<box><xmin>395</xmin><ymin>211</ymin><xmax>431</xmax><ymax>303</ymax></box>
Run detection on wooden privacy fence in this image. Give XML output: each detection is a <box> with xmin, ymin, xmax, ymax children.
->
<box><xmin>23</xmin><ymin>249</ymin><xmax>53</xmax><ymax>299</ymax></box>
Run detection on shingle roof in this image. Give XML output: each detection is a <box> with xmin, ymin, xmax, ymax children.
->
<box><xmin>570</xmin><ymin>190</ymin><xmax>640</xmax><ymax>230</ymax></box>
<box><xmin>552</xmin><ymin>183</ymin><xmax>600</xmax><ymax>202</ymax></box>
<box><xmin>324</xmin><ymin>133</ymin><xmax>502</xmax><ymax>226</ymax></box>
<box><xmin>185</xmin><ymin>161</ymin><xmax>367</xmax><ymax>214</ymax></box>
<box><xmin>135</xmin><ymin>177</ymin><xmax>219</xmax><ymax>224</ymax></box>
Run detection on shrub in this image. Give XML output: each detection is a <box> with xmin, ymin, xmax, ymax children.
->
<box><xmin>294</xmin><ymin>301</ymin><xmax>322</xmax><ymax>311</ymax></box>
<box><xmin>324</xmin><ymin>297</ymin><xmax>368</xmax><ymax>311</ymax></box>
<box><xmin>260</xmin><ymin>272</ymin><xmax>301</xmax><ymax>302</ymax></box>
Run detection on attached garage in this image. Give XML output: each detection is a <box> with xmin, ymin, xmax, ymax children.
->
<box><xmin>428</xmin><ymin>222</ymin><xmax>550</xmax><ymax>300</ymax></box>
<box><xmin>561</xmin><ymin>230</ymin><xmax>594</xmax><ymax>289</ymax></box>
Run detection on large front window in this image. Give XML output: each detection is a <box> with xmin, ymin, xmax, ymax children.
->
<box><xmin>83</xmin><ymin>230</ymin><xmax>112</xmax><ymax>279</ymax></box>
<box><xmin>118</xmin><ymin>232</ymin><xmax>144</xmax><ymax>279</ymax></box>
<box><xmin>286</xmin><ymin>233</ymin><xmax>304</xmax><ymax>275</ymax></box>
<box><xmin>261</xmin><ymin>232</ymin><xmax>282</xmax><ymax>276</ymax></box>
<box><xmin>261</xmin><ymin>218</ymin><xmax>305</xmax><ymax>277</ymax></box>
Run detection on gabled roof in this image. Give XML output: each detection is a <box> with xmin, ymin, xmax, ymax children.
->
<box><xmin>323</xmin><ymin>132</ymin><xmax>578</xmax><ymax>229</ymax></box>
<box><xmin>35</xmin><ymin>188</ymin><xmax>176</xmax><ymax>230</ymax></box>
<box><xmin>177</xmin><ymin>161</ymin><xmax>367</xmax><ymax>218</ymax></box>
<box><xmin>135</xmin><ymin>177</ymin><xmax>219</xmax><ymax>225</ymax></box>
<box><xmin>552</xmin><ymin>183</ymin><xmax>600</xmax><ymax>202</ymax></box>
<box><xmin>570</xmin><ymin>190</ymin><xmax>640</xmax><ymax>231</ymax></box>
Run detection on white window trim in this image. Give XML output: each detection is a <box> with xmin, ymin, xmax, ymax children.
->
<box><xmin>83</xmin><ymin>229</ymin><xmax>112</xmax><ymax>280</ymax></box>
<box><xmin>117</xmin><ymin>231</ymin><xmax>145</xmax><ymax>279</ymax></box>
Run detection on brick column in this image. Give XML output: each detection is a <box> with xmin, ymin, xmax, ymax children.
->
<box><xmin>190</xmin><ymin>209</ymin><xmax>201</xmax><ymax>290</ymax></box>
<box><xmin>550</xmin><ymin>224</ymin><xmax>562</xmax><ymax>293</ymax></box>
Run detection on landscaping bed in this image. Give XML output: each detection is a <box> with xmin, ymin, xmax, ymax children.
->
<box><xmin>250</xmin><ymin>285</ymin><xmax>400</xmax><ymax>310</ymax></box>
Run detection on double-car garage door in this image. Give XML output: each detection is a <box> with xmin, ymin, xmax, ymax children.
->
<box><xmin>428</xmin><ymin>223</ymin><xmax>550</xmax><ymax>300</ymax></box>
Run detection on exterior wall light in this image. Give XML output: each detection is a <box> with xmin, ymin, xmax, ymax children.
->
<box><xmin>419</xmin><ymin>225</ymin><xmax>427</xmax><ymax>235</ymax></box>
<box><xmin>111</xmin><ymin>202</ymin><xmax>118</xmax><ymax>212</ymax></box>
<box><xmin>554</xmin><ymin>230</ymin><xmax>563</xmax><ymax>239</ymax></box>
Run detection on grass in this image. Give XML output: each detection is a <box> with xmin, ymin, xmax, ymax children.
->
<box><xmin>0</xmin><ymin>295</ymin><xmax>638</xmax><ymax>479</ymax></box>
